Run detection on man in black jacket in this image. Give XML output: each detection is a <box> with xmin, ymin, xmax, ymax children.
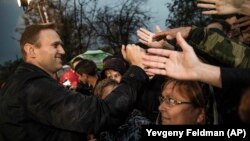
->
<box><xmin>0</xmin><ymin>23</ymin><xmax>148</xmax><ymax>141</ymax></box>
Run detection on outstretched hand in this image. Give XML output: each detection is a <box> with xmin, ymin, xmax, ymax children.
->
<box><xmin>142</xmin><ymin>32</ymin><xmax>202</xmax><ymax>81</ymax></box>
<box><xmin>152</xmin><ymin>27</ymin><xmax>191</xmax><ymax>41</ymax></box>
<box><xmin>197</xmin><ymin>0</ymin><xmax>239</xmax><ymax>15</ymax></box>
<box><xmin>137</xmin><ymin>27</ymin><xmax>164</xmax><ymax>48</ymax></box>
<box><xmin>121</xmin><ymin>44</ymin><xmax>146</xmax><ymax>69</ymax></box>
<box><xmin>235</xmin><ymin>16</ymin><xmax>250</xmax><ymax>33</ymax></box>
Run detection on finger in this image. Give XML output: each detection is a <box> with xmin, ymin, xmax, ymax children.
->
<box><xmin>176</xmin><ymin>32</ymin><xmax>192</xmax><ymax>52</ymax></box>
<box><xmin>132</xmin><ymin>44</ymin><xmax>142</xmax><ymax>51</ymax></box>
<box><xmin>197</xmin><ymin>3</ymin><xmax>216</xmax><ymax>9</ymax></box>
<box><xmin>126</xmin><ymin>44</ymin><xmax>133</xmax><ymax>51</ymax></box>
<box><xmin>155</xmin><ymin>25</ymin><xmax>162</xmax><ymax>33</ymax></box>
<box><xmin>121</xmin><ymin>45</ymin><xmax>126</xmax><ymax>59</ymax></box>
<box><xmin>145</xmin><ymin>71</ymin><xmax>155</xmax><ymax>77</ymax></box>
<box><xmin>143</xmin><ymin>60</ymin><xmax>166</xmax><ymax>70</ymax></box>
<box><xmin>197</xmin><ymin>0</ymin><xmax>216</xmax><ymax>3</ymax></box>
<box><xmin>139</xmin><ymin>39</ymin><xmax>150</xmax><ymax>46</ymax></box>
<box><xmin>139</xmin><ymin>28</ymin><xmax>153</xmax><ymax>36</ymax></box>
<box><xmin>236</xmin><ymin>16</ymin><xmax>250</xmax><ymax>23</ymax></box>
<box><xmin>143</xmin><ymin>53</ymin><xmax>169</xmax><ymax>64</ymax></box>
<box><xmin>146</xmin><ymin>48</ymin><xmax>172</xmax><ymax>58</ymax></box>
<box><xmin>201</xmin><ymin>10</ymin><xmax>218</xmax><ymax>15</ymax></box>
<box><xmin>137</xmin><ymin>30</ymin><xmax>151</xmax><ymax>40</ymax></box>
<box><xmin>145</xmin><ymin>68</ymin><xmax>167</xmax><ymax>76</ymax></box>
<box><xmin>237</xmin><ymin>21</ymin><xmax>250</xmax><ymax>28</ymax></box>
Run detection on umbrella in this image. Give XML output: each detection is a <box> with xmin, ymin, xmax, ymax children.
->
<box><xmin>71</xmin><ymin>50</ymin><xmax>111</xmax><ymax>70</ymax></box>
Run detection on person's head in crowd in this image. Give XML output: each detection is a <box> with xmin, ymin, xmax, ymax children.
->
<box><xmin>59</xmin><ymin>68</ymin><xmax>79</xmax><ymax>91</ymax></box>
<box><xmin>74</xmin><ymin>59</ymin><xmax>98</xmax><ymax>87</ymax></box>
<box><xmin>239</xmin><ymin>88</ymin><xmax>250</xmax><ymax>123</ymax></box>
<box><xmin>20</xmin><ymin>23</ymin><xmax>64</xmax><ymax>77</ymax></box>
<box><xmin>102</xmin><ymin>55</ymin><xmax>115</xmax><ymax>65</ymax></box>
<box><xmin>102</xmin><ymin>55</ymin><xmax>128</xmax><ymax>67</ymax></box>
<box><xmin>71</xmin><ymin>56</ymin><xmax>84</xmax><ymax>70</ymax></box>
<box><xmin>101</xmin><ymin>57</ymin><xmax>127</xmax><ymax>83</ymax></box>
<box><xmin>94</xmin><ymin>78</ymin><xmax>119</xmax><ymax>99</ymax></box>
<box><xmin>207</xmin><ymin>19</ymin><xmax>231</xmax><ymax>36</ymax></box>
<box><xmin>158</xmin><ymin>79</ymin><xmax>206</xmax><ymax>125</ymax></box>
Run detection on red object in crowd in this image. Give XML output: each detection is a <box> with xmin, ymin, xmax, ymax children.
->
<box><xmin>59</xmin><ymin>69</ymin><xmax>79</xmax><ymax>88</ymax></box>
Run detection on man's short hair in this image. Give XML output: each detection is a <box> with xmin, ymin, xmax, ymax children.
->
<box><xmin>75</xmin><ymin>59</ymin><xmax>98</xmax><ymax>76</ymax></box>
<box><xmin>20</xmin><ymin>23</ymin><xmax>55</xmax><ymax>60</ymax></box>
<box><xmin>71</xmin><ymin>57</ymin><xmax>84</xmax><ymax>69</ymax></box>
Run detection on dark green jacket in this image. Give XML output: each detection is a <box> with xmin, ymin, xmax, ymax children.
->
<box><xmin>188</xmin><ymin>26</ymin><xmax>250</xmax><ymax>68</ymax></box>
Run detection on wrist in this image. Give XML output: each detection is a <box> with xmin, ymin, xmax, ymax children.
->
<box><xmin>195</xmin><ymin>63</ymin><xmax>222</xmax><ymax>87</ymax></box>
<box><xmin>195</xmin><ymin>62</ymin><xmax>208</xmax><ymax>81</ymax></box>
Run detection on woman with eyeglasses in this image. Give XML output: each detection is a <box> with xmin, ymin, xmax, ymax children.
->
<box><xmin>158</xmin><ymin>79</ymin><xmax>208</xmax><ymax>125</ymax></box>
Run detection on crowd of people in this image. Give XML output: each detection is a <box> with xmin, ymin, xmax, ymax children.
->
<box><xmin>1</xmin><ymin>0</ymin><xmax>250</xmax><ymax>141</ymax></box>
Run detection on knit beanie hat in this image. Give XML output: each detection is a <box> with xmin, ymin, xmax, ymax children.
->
<box><xmin>101</xmin><ymin>58</ymin><xmax>127</xmax><ymax>79</ymax></box>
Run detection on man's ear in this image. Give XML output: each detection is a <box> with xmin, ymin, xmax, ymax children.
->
<box><xmin>23</xmin><ymin>43</ymin><xmax>36</xmax><ymax>58</ymax></box>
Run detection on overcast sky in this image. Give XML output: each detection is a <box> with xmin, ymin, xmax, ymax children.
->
<box><xmin>0</xmin><ymin>0</ymin><xmax>23</xmax><ymax>64</ymax></box>
<box><xmin>0</xmin><ymin>0</ymin><xmax>170</xmax><ymax>64</ymax></box>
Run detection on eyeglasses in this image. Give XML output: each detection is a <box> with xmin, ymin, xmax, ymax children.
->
<box><xmin>159</xmin><ymin>96</ymin><xmax>193</xmax><ymax>106</ymax></box>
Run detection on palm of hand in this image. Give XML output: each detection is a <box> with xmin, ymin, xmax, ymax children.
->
<box><xmin>216</xmin><ymin>1</ymin><xmax>238</xmax><ymax>14</ymax></box>
<box><xmin>198</xmin><ymin>0</ymin><xmax>239</xmax><ymax>15</ymax></box>
<box><xmin>137</xmin><ymin>28</ymin><xmax>163</xmax><ymax>48</ymax></box>
<box><xmin>166</xmin><ymin>50</ymin><xmax>198</xmax><ymax>80</ymax></box>
<box><xmin>166</xmin><ymin>52</ymin><xmax>188</xmax><ymax>79</ymax></box>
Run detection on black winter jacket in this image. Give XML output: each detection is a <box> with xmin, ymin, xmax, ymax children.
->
<box><xmin>0</xmin><ymin>63</ymin><xmax>148</xmax><ymax>141</ymax></box>
<box><xmin>219</xmin><ymin>67</ymin><xmax>250</xmax><ymax>123</ymax></box>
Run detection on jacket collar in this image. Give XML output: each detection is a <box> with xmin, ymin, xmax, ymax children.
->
<box><xmin>19</xmin><ymin>62</ymin><xmax>52</xmax><ymax>78</ymax></box>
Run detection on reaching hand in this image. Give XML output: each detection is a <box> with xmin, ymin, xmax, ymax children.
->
<box><xmin>235</xmin><ymin>16</ymin><xmax>250</xmax><ymax>33</ymax></box>
<box><xmin>121</xmin><ymin>44</ymin><xmax>146</xmax><ymax>69</ymax></box>
<box><xmin>142</xmin><ymin>32</ymin><xmax>202</xmax><ymax>81</ymax></box>
<box><xmin>197</xmin><ymin>0</ymin><xmax>240</xmax><ymax>15</ymax></box>
<box><xmin>137</xmin><ymin>27</ymin><xmax>164</xmax><ymax>48</ymax></box>
<box><xmin>152</xmin><ymin>27</ymin><xmax>192</xmax><ymax>41</ymax></box>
